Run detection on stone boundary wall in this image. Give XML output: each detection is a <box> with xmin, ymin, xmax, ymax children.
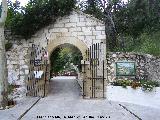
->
<box><xmin>6</xmin><ymin>40</ymin><xmax>31</xmax><ymax>98</ymax></box>
<box><xmin>6</xmin><ymin>49</ymin><xmax>160</xmax><ymax>98</ymax></box>
<box><xmin>107</xmin><ymin>52</ymin><xmax>160</xmax><ymax>82</ymax></box>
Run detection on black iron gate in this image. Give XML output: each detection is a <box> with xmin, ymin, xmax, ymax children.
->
<box><xmin>82</xmin><ymin>43</ymin><xmax>106</xmax><ymax>99</ymax></box>
<box><xmin>26</xmin><ymin>44</ymin><xmax>50</xmax><ymax>97</ymax></box>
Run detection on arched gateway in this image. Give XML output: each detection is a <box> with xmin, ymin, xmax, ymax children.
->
<box><xmin>47</xmin><ymin>35</ymin><xmax>88</xmax><ymax>59</ymax></box>
<box><xmin>5</xmin><ymin>10</ymin><xmax>107</xmax><ymax>102</ymax></box>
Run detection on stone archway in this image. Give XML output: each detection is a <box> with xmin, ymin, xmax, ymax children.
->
<box><xmin>47</xmin><ymin>35</ymin><xmax>88</xmax><ymax>97</ymax></box>
<box><xmin>47</xmin><ymin>35</ymin><xmax>88</xmax><ymax>60</ymax></box>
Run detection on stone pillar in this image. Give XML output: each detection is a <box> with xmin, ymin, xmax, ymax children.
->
<box><xmin>0</xmin><ymin>27</ymin><xmax>8</xmax><ymax>109</ymax></box>
<box><xmin>0</xmin><ymin>0</ymin><xmax>8</xmax><ymax>109</ymax></box>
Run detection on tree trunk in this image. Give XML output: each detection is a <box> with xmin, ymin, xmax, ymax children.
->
<box><xmin>0</xmin><ymin>0</ymin><xmax>8</xmax><ymax>109</ymax></box>
<box><xmin>104</xmin><ymin>7</ymin><xmax>117</xmax><ymax>51</ymax></box>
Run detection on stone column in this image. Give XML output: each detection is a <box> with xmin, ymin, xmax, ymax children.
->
<box><xmin>0</xmin><ymin>27</ymin><xmax>8</xmax><ymax>109</ymax></box>
<box><xmin>0</xmin><ymin>0</ymin><xmax>8</xmax><ymax>109</ymax></box>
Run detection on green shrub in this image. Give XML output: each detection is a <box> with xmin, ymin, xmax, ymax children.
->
<box><xmin>111</xmin><ymin>80</ymin><xmax>133</xmax><ymax>88</ymax></box>
<box><xmin>116</xmin><ymin>31</ymin><xmax>160</xmax><ymax>56</ymax></box>
<box><xmin>7</xmin><ymin>84</ymin><xmax>14</xmax><ymax>95</ymax></box>
<box><xmin>5</xmin><ymin>42</ymin><xmax>13</xmax><ymax>51</ymax></box>
<box><xmin>140</xmin><ymin>80</ymin><xmax>159</xmax><ymax>91</ymax></box>
<box><xmin>136</xmin><ymin>32</ymin><xmax>160</xmax><ymax>56</ymax></box>
<box><xmin>111</xmin><ymin>80</ymin><xmax>159</xmax><ymax>91</ymax></box>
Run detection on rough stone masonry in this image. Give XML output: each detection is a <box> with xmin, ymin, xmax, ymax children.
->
<box><xmin>6</xmin><ymin>10</ymin><xmax>107</xmax><ymax>99</ymax></box>
<box><xmin>5</xmin><ymin>10</ymin><xmax>160</xmax><ymax>99</ymax></box>
<box><xmin>107</xmin><ymin>52</ymin><xmax>160</xmax><ymax>82</ymax></box>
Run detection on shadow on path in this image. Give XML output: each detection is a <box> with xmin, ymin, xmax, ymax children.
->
<box><xmin>48</xmin><ymin>77</ymin><xmax>81</xmax><ymax>99</ymax></box>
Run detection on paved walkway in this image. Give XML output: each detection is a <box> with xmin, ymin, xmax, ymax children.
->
<box><xmin>107</xmin><ymin>86</ymin><xmax>160</xmax><ymax>109</ymax></box>
<box><xmin>116</xmin><ymin>101</ymin><xmax>160</xmax><ymax>120</ymax></box>
<box><xmin>1</xmin><ymin>76</ymin><xmax>159</xmax><ymax>120</ymax></box>
<box><xmin>0</xmin><ymin>96</ymin><xmax>39</xmax><ymax>120</ymax></box>
<box><xmin>22</xmin><ymin>77</ymin><xmax>137</xmax><ymax>120</ymax></box>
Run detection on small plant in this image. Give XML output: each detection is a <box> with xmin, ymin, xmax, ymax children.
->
<box><xmin>141</xmin><ymin>80</ymin><xmax>159</xmax><ymax>91</ymax></box>
<box><xmin>7</xmin><ymin>84</ymin><xmax>15</xmax><ymax>95</ymax></box>
<box><xmin>111</xmin><ymin>80</ymin><xmax>132</xmax><ymax>88</ymax></box>
<box><xmin>5</xmin><ymin>42</ymin><xmax>13</xmax><ymax>51</ymax></box>
<box><xmin>121</xmin><ymin>80</ymin><xmax>129</xmax><ymax>88</ymax></box>
<box><xmin>141</xmin><ymin>83</ymin><xmax>154</xmax><ymax>91</ymax></box>
<box><xmin>7</xmin><ymin>99</ymin><xmax>16</xmax><ymax>108</ymax></box>
<box><xmin>111</xmin><ymin>80</ymin><xmax>159</xmax><ymax>91</ymax></box>
<box><xmin>131</xmin><ymin>81</ymin><xmax>141</xmax><ymax>89</ymax></box>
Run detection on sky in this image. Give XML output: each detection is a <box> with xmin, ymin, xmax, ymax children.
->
<box><xmin>0</xmin><ymin>0</ymin><xmax>28</xmax><ymax>6</ymax></box>
<box><xmin>11</xmin><ymin>0</ymin><xmax>29</xmax><ymax>6</ymax></box>
<box><xmin>9</xmin><ymin>0</ymin><xmax>128</xmax><ymax>7</ymax></box>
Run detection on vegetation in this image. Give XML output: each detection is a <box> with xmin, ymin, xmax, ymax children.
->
<box><xmin>111</xmin><ymin>80</ymin><xmax>159</xmax><ymax>91</ymax></box>
<box><xmin>5</xmin><ymin>42</ymin><xmax>12</xmax><ymax>51</ymax></box>
<box><xmin>5</xmin><ymin>0</ymin><xmax>76</xmax><ymax>39</ymax></box>
<box><xmin>7</xmin><ymin>84</ymin><xmax>14</xmax><ymax>95</ymax></box>
<box><xmin>3</xmin><ymin>0</ymin><xmax>160</xmax><ymax>55</ymax></box>
<box><xmin>140</xmin><ymin>80</ymin><xmax>159</xmax><ymax>91</ymax></box>
<box><xmin>111</xmin><ymin>80</ymin><xmax>133</xmax><ymax>88</ymax></box>
<box><xmin>79</xmin><ymin>0</ymin><xmax>160</xmax><ymax>56</ymax></box>
<box><xmin>50</xmin><ymin>44</ymin><xmax>82</xmax><ymax>74</ymax></box>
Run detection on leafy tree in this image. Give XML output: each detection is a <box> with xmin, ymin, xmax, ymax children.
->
<box><xmin>5</xmin><ymin>0</ymin><xmax>76</xmax><ymax>39</ymax></box>
<box><xmin>5</xmin><ymin>0</ymin><xmax>23</xmax><ymax>32</ymax></box>
<box><xmin>50</xmin><ymin>45</ymin><xmax>82</xmax><ymax>74</ymax></box>
<box><xmin>79</xmin><ymin>0</ymin><xmax>118</xmax><ymax>51</ymax></box>
<box><xmin>79</xmin><ymin>0</ymin><xmax>160</xmax><ymax>55</ymax></box>
<box><xmin>113</xmin><ymin>0</ymin><xmax>160</xmax><ymax>53</ymax></box>
<box><xmin>82</xmin><ymin>0</ymin><xmax>104</xmax><ymax>19</ymax></box>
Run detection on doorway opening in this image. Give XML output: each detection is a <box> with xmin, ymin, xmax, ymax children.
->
<box><xmin>49</xmin><ymin>43</ymin><xmax>83</xmax><ymax>97</ymax></box>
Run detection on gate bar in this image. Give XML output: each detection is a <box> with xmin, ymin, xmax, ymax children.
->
<box><xmin>83</xmin><ymin>60</ymin><xmax>85</xmax><ymax>98</ymax></box>
<box><xmin>91</xmin><ymin>45</ymin><xmax>94</xmax><ymax>98</ymax></box>
<box><xmin>102</xmin><ymin>60</ymin><xmax>105</xmax><ymax>98</ymax></box>
<box><xmin>93</xmin><ymin>44</ymin><xmax>96</xmax><ymax>98</ymax></box>
<box><xmin>95</xmin><ymin>43</ymin><xmax>98</xmax><ymax>98</ymax></box>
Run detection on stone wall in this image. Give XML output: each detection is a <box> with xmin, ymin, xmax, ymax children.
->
<box><xmin>6</xmin><ymin>40</ymin><xmax>30</xmax><ymax>98</ymax></box>
<box><xmin>6</xmin><ymin>10</ymin><xmax>106</xmax><ymax>85</ymax></box>
<box><xmin>6</xmin><ymin>49</ymin><xmax>160</xmax><ymax>98</ymax></box>
<box><xmin>107</xmin><ymin>52</ymin><xmax>160</xmax><ymax>82</ymax></box>
<box><xmin>31</xmin><ymin>10</ymin><xmax>106</xmax><ymax>49</ymax></box>
<box><xmin>6</xmin><ymin>10</ymin><xmax>106</xmax><ymax>99</ymax></box>
<box><xmin>145</xmin><ymin>55</ymin><xmax>160</xmax><ymax>81</ymax></box>
<box><xmin>6</xmin><ymin>10</ymin><xmax>160</xmax><ymax>99</ymax></box>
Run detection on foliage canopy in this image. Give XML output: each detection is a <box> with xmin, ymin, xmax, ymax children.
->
<box><xmin>5</xmin><ymin>0</ymin><xmax>76</xmax><ymax>39</ymax></box>
<box><xmin>50</xmin><ymin>44</ymin><xmax>82</xmax><ymax>73</ymax></box>
<box><xmin>79</xmin><ymin>0</ymin><xmax>160</xmax><ymax>56</ymax></box>
<box><xmin>4</xmin><ymin>0</ymin><xmax>160</xmax><ymax>55</ymax></box>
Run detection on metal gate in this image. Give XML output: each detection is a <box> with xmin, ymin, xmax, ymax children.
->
<box><xmin>81</xmin><ymin>42</ymin><xmax>106</xmax><ymax>99</ymax></box>
<box><xmin>26</xmin><ymin>44</ymin><xmax>50</xmax><ymax>97</ymax></box>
